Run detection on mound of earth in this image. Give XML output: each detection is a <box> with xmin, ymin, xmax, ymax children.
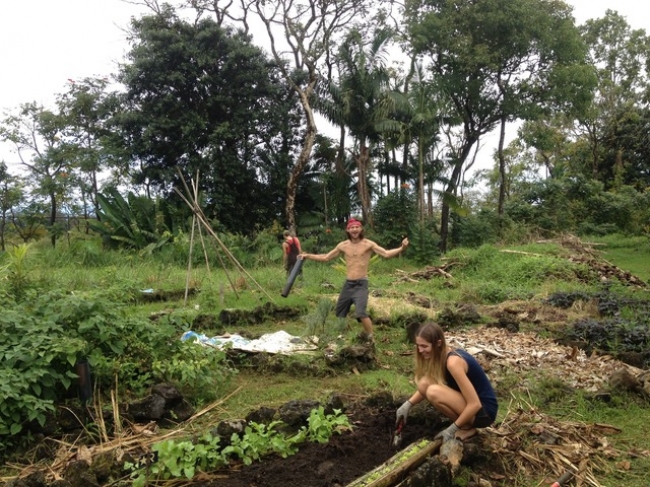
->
<box><xmin>196</xmin><ymin>398</ymin><xmax>454</xmax><ymax>487</ymax></box>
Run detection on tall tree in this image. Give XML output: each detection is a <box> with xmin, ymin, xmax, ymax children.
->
<box><xmin>381</xmin><ymin>62</ymin><xmax>443</xmax><ymax>226</ymax></box>
<box><xmin>0</xmin><ymin>162</ymin><xmax>25</xmax><ymax>251</ymax></box>
<box><xmin>56</xmin><ymin>77</ymin><xmax>116</xmax><ymax>224</ymax></box>
<box><xmin>578</xmin><ymin>10</ymin><xmax>650</xmax><ymax>186</ymax></box>
<box><xmin>251</xmin><ymin>0</ymin><xmax>372</xmax><ymax>232</ymax></box>
<box><xmin>317</xmin><ymin>27</ymin><xmax>394</xmax><ymax>227</ymax></box>
<box><xmin>0</xmin><ymin>103</ymin><xmax>71</xmax><ymax>247</ymax></box>
<box><xmin>599</xmin><ymin>105</ymin><xmax>650</xmax><ymax>190</ymax></box>
<box><xmin>483</xmin><ymin>0</ymin><xmax>594</xmax><ymax>215</ymax></box>
<box><xmin>517</xmin><ymin>117</ymin><xmax>592</xmax><ymax>180</ymax></box>
<box><xmin>299</xmin><ymin>134</ymin><xmax>352</xmax><ymax>229</ymax></box>
<box><xmin>405</xmin><ymin>0</ymin><xmax>594</xmax><ymax>251</ymax></box>
<box><xmin>112</xmin><ymin>8</ymin><xmax>296</xmax><ymax>232</ymax></box>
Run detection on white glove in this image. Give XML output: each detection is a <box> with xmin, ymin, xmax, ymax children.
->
<box><xmin>434</xmin><ymin>422</ymin><xmax>460</xmax><ymax>442</ymax></box>
<box><xmin>395</xmin><ymin>400</ymin><xmax>412</xmax><ymax>425</ymax></box>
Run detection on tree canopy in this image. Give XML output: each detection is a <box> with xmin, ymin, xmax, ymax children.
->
<box><xmin>112</xmin><ymin>8</ymin><xmax>303</xmax><ymax>232</ymax></box>
<box><xmin>1</xmin><ymin>2</ymin><xmax>648</xmax><ymax>252</ymax></box>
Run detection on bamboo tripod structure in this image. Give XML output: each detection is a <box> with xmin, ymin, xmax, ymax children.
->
<box><xmin>174</xmin><ymin>168</ymin><xmax>275</xmax><ymax>305</ymax></box>
<box><xmin>184</xmin><ymin>172</ymin><xmax>213</xmax><ymax>305</ymax></box>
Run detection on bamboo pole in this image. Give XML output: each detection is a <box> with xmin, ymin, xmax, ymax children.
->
<box><xmin>174</xmin><ymin>169</ymin><xmax>273</xmax><ymax>302</ymax></box>
<box><xmin>191</xmin><ymin>172</ymin><xmax>211</xmax><ymax>274</ymax></box>
<box><xmin>175</xmin><ymin>176</ymin><xmax>239</xmax><ymax>299</ymax></box>
<box><xmin>345</xmin><ymin>439</ymin><xmax>442</xmax><ymax>487</ymax></box>
<box><xmin>184</xmin><ymin>213</ymin><xmax>197</xmax><ymax>306</ymax></box>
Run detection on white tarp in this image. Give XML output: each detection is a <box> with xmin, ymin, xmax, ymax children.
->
<box><xmin>181</xmin><ymin>330</ymin><xmax>318</xmax><ymax>355</ymax></box>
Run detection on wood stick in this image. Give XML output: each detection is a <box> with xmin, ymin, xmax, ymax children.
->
<box><xmin>192</xmin><ymin>171</ymin><xmax>211</xmax><ymax>274</ymax></box>
<box><xmin>345</xmin><ymin>439</ymin><xmax>442</xmax><ymax>487</ymax></box>
<box><xmin>185</xmin><ymin>213</ymin><xmax>197</xmax><ymax>306</ymax></box>
<box><xmin>500</xmin><ymin>249</ymin><xmax>545</xmax><ymax>257</ymax></box>
<box><xmin>173</xmin><ymin>175</ymin><xmax>273</xmax><ymax>302</ymax></box>
<box><xmin>174</xmin><ymin>182</ymin><xmax>242</xmax><ymax>298</ymax></box>
<box><xmin>194</xmin><ymin>205</ymin><xmax>274</xmax><ymax>302</ymax></box>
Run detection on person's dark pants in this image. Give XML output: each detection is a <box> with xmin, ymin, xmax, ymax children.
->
<box><xmin>472</xmin><ymin>407</ymin><xmax>495</xmax><ymax>428</ymax></box>
<box><xmin>285</xmin><ymin>258</ymin><xmax>301</xmax><ymax>276</ymax></box>
<box><xmin>335</xmin><ymin>279</ymin><xmax>369</xmax><ymax>320</ymax></box>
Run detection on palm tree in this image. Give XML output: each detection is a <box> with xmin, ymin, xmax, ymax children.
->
<box><xmin>380</xmin><ymin>62</ymin><xmax>444</xmax><ymax>226</ymax></box>
<box><xmin>316</xmin><ymin>27</ymin><xmax>395</xmax><ymax>227</ymax></box>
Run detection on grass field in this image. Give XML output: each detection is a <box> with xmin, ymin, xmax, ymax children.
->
<box><xmin>2</xmin><ymin>233</ymin><xmax>649</xmax><ymax>486</ymax></box>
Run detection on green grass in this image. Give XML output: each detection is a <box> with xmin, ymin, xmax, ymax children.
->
<box><xmin>3</xmin><ymin>233</ymin><xmax>650</xmax><ymax>485</ymax></box>
<box><xmin>586</xmin><ymin>234</ymin><xmax>650</xmax><ymax>283</ymax></box>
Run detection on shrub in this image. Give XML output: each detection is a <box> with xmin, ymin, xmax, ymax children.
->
<box><xmin>0</xmin><ymin>291</ymin><xmax>236</xmax><ymax>454</ymax></box>
<box><xmin>152</xmin><ymin>340</ymin><xmax>237</xmax><ymax>404</ymax></box>
<box><xmin>373</xmin><ymin>188</ymin><xmax>417</xmax><ymax>249</ymax></box>
<box><xmin>450</xmin><ymin>210</ymin><xmax>498</xmax><ymax>248</ymax></box>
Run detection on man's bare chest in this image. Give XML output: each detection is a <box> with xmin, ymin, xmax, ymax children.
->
<box><xmin>343</xmin><ymin>242</ymin><xmax>371</xmax><ymax>258</ymax></box>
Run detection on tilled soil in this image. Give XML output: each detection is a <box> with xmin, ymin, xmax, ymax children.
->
<box><xmin>198</xmin><ymin>402</ymin><xmax>435</xmax><ymax>487</ymax></box>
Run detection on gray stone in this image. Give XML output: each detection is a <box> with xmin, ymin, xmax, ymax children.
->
<box><xmin>129</xmin><ymin>394</ymin><xmax>166</xmax><ymax>421</ymax></box>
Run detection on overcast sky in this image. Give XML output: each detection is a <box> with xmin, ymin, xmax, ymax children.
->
<box><xmin>1</xmin><ymin>0</ymin><xmax>648</xmax><ymax>168</ymax></box>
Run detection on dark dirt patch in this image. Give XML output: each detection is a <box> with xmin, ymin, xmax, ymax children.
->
<box><xmin>137</xmin><ymin>288</ymin><xmax>198</xmax><ymax>302</ymax></box>
<box><xmin>8</xmin><ymin>398</ymin><xmax>487</xmax><ymax>487</ymax></box>
<box><xmin>195</xmin><ymin>401</ymin><xmax>445</xmax><ymax>487</ymax></box>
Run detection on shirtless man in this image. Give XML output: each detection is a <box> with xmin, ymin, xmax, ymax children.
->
<box><xmin>299</xmin><ymin>218</ymin><xmax>409</xmax><ymax>341</ymax></box>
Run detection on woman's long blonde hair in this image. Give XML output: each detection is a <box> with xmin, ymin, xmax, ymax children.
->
<box><xmin>414</xmin><ymin>322</ymin><xmax>448</xmax><ymax>385</ymax></box>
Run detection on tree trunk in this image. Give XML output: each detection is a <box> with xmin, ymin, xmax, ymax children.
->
<box><xmin>391</xmin><ymin>147</ymin><xmax>398</xmax><ymax>191</ymax></box>
<box><xmin>355</xmin><ymin>143</ymin><xmax>373</xmax><ymax>227</ymax></box>
<box><xmin>49</xmin><ymin>191</ymin><xmax>57</xmax><ymax>248</ymax></box>
<box><xmin>439</xmin><ymin>142</ymin><xmax>474</xmax><ymax>253</ymax></box>
<box><xmin>418</xmin><ymin>137</ymin><xmax>425</xmax><ymax>226</ymax></box>
<box><xmin>286</xmin><ymin>89</ymin><xmax>318</xmax><ymax>232</ymax></box>
<box><xmin>383</xmin><ymin>149</ymin><xmax>390</xmax><ymax>194</ymax></box>
<box><xmin>0</xmin><ymin>209</ymin><xmax>5</xmax><ymax>251</ymax></box>
<box><xmin>91</xmin><ymin>169</ymin><xmax>100</xmax><ymax>222</ymax></box>
<box><xmin>401</xmin><ymin>140</ymin><xmax>409</xmax><ymax>187</ymax></box>
<box><xmin>337</xmin><ymin>124</ymin><xmax>346</xmax><ymax>172</ymax></box>
<box><xmin>497</xmin><ymin>115</ymin><xmax>507</xmax><ymax>215</ymax></box>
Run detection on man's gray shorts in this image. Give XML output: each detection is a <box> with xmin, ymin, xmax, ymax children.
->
<box><xmin>335</xmin><ymin>279</ymin><xmax>369</xmax><ymax>320</ymax></box>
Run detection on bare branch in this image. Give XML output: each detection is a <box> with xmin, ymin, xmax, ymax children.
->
<box><xmin>120</xmin><ymin>0</ymin><xmax>163</xmax><ymax>14</ymax></box>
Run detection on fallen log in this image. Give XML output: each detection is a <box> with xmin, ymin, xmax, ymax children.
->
<box><xmin>345</xmin><ymin>439</ymin><xmax>442</xmax><ymax>487</ymax></box>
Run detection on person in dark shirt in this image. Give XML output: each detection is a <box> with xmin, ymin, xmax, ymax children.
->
<box><xmin>395</xmin><ymin>322</ymin><xmax>498</xmax><ymax>442</ymax></box>
<box><xmin>282</xmin><ymin>230</ymin><xmax>302</xmax><ymax>275</ymax></box>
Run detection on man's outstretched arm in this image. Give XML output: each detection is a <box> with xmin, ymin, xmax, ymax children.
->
<box><xmin>300</xmin><ymin>245</ymin><xmax>342</xmax><ymax>262</ymax></box>
<box><xmin>372</xmin><ymin>237</ymin><xmax>409</xmax><ymax>258</ymax></box>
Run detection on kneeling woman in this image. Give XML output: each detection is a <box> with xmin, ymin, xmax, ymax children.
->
<box><xmin>396</xmin><ymin>322</ymin><xmax>498</xmax><ymax>442</ymax></box>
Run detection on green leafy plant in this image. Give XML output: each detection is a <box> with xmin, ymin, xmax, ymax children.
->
<box><xmin>151</xmin><ymin>341</ymin><xmax>238</xmax><ymax>404</ymax></box>
<box><xmin>222</xmin><ymin>421</ymin><xmax>304</xmax><ymax>465</ymax></box>
<box><xmin>303</xmin><ymin>298</ymin><xmax>335</xmax><ymax>336</ymax></box>
<box><xmin>306</xmin><ymin>406</ymin><xmax>352</xmax><ymax>443</ymax></box>
<box><xmin>0</xmin><ymin>290</ymin><xmax>224</xmax><ymax>453</ymax></box>
<box><xmin>126</xmin><ymin>409</ymin><xmax>352</xmax><ymax>484</ymax></box>
<box><xmin>2</xmin><ymin>243</ymin><xmax>33</xmax><ymax>300</ymax></box>
<box><xmin>125</xmin><ymin>432</ymin><xmax>225</xmax><ymax>487</ymax></box>
<box><xmin>88</xmin><ymin>187</ymin><xmax>172</xmax><ymax>251</ymax></box>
